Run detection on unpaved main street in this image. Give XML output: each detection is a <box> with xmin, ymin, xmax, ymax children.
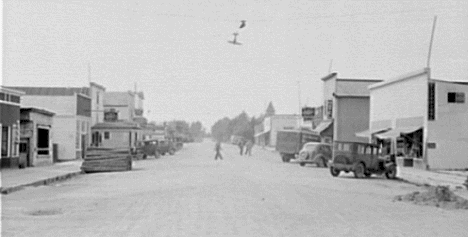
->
<box><xmin>2</xmin><ymin>141</ymin><xmax>467</xmax><ymax>236</ymax></box>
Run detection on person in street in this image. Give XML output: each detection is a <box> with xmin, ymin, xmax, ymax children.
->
<box><xmin>215</xmin><ymin>141</ymin><xmax>223</xmax><ymax>160</ymax></box>
<box><xmin>238</xmin><ymin>139</ymin><xmax>245</xmax><ymax>155</ymax></box>
<box><xmin>244</xmin><ymin>140</ymin><xmax>254</xmax><ymax>156</ymax></box>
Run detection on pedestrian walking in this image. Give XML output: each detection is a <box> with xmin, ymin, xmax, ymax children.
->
<box><xmin>244</xmin><ymin>140</ymin><xmax>254</xmax><ymax>156</ymax></box>
<box><xmin>238</xmin><ymin>139</ymin><xmax>245</xmax><ymax>156</ymax></box>
<box><xmin>214</xmin><ymin>141</ymin><xmax>223</xmax><ymax>160</ymax></box>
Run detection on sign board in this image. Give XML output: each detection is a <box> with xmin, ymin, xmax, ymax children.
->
<box><xmin>301</xmin><ymin>107</ymin><xmax>315</xmax><ymax>121</ymax></box>
<box><xmin>104</xmin><ymin>109</ymin><xmax>118</xmax><ymax>122</ymax></box>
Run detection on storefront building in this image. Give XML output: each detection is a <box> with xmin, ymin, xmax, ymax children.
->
<box><xmin>254</xmin><ymin>115</ymin><xmax>302</xmax><ymax>147</ymax></box>
<box><xmin>365</xmin><ymin>68</ymin><xmax>468</xmax><ymax>170</ymax></box>
<box><xmin>317</xmin><ymin>73</ymin><xmax>381</xmax><ymax>144</ymax></box>
<box><xmin>0</xmin><ymin>87</ymin><xmax>23</xmax><ymax>168</ymax></box>
<box><xmin>7</xmin><ymin>86</ymin><xmax>92</xmax><ymax>160</ymax></box>
<box><xmin>19</xmin><ymin>107</ymin><xmax>55</xmax><ymax>167</ymax></box>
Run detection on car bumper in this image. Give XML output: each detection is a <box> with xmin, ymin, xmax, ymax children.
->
<box><xmin>329</xmin><ymin>163</ymin><xmax>354</xmax><ymax>171</ymax></box>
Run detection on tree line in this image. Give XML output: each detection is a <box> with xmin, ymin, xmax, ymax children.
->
<box><xmin>210</xmin><ymin>111</ymin><xmax>264</xmax><ymax>143</ymax></box>
<box><xmin>164</xmin><ymin>120</ymin><xmax>206</xmax><ymax>142</ymax></box>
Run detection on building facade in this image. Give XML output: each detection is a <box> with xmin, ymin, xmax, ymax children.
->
<box><xmin>0</xmin><ymin>87</ymin><xmax>23</xmax><ymax>168</ymax></box>
<box><xmin>19</xmin><ymin>108</ymin><xmax>55</xmax><ymax>167</ymax></box>
<box><xmin>316</xmin><ymin>73</ymin><xmax>381</xmax><ymax>144</ymax></box>
<box><xmin>7</xmin><ymin>87</ymin><xmax>92</xmax><ymax>160</ymax></box>
<box><xmin>367</xmin><ymin>68</ymin><xmax>468</xmax><ymax>170</ymax></box>
<box><xmin>104</xmin><ymin>91</ymin><xmax>136</xmax><ymax>121</ymax></box>
<box><xmin>254</xmin><ymin>115</ymin><xmax>302</xmax><ymax>147</ymax></box>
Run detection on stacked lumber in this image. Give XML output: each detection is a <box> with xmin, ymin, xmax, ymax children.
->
<box><xmin>81</xmin><ymin>148</ymin><xmax>132</xmax><ymax>173</ymax></box>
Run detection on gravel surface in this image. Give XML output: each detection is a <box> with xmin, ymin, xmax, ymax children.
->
<box><xmin>2</xmin><ymin>141</ymin><xmax>468</xmax><ymax>236</ymax></box>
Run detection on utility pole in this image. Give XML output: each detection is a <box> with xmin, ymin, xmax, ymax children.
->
<box><xmin>87</xmin><ymin>62</ymin><xmax>91</xmax><ymax>83</ymax></box>
<box><xmin>297</xmin><ymin>80</ymin><xmax>302</xmax><ymax>115</ymax></box>
<box><xmin>427</xmin><ymin>16</ymin><xmax>437</xmax><ymax>68</ymax></box>
<box><xmin>328</xmin><ymin>59</ymin><xmax>333</xmax><ymax>74</ymax></box>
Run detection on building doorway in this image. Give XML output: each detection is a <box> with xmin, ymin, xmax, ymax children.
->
<box><xmin>19</xmin><ymin>138</ymin><xmax>30</xmax><ymax>167</ymax></box>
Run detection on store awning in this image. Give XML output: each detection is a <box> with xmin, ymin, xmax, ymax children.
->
<box><xmin>375</xmin><ymin>126</ymin><xmax>422</xmax><ymax>140</ymax></box>
<box><xmin>355</xmin><ymin>128</ymin><xmax>390</xmax><ymax>138</ymax></box>
<box><xmin>254</xmin><ymin>130</ymin><xmax>270</xmax><ymax>137</ymax></box>
<box><xmin>313</xmin><ymin>120</ymin><xmax>333</xmax><ymax>134</ymax></box>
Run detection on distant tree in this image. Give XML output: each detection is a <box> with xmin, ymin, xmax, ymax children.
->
<box><xmin>266</xmin><ymin>102</ymin><xmax>275</xmax><ymax>117</ymax></box>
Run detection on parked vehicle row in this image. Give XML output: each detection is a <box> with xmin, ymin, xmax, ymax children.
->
<box><xmin>276</xmin><ymin>130</ymin><xmax>398</xmax><ymax>179</ymax></box>
<box><xmin>140</xmin><ymin>139</ymin><xmax>178</xmax><ymax>159</ymax></box>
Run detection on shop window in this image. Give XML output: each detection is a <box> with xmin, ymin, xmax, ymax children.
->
<box><xmin>10</xmin><ymin>95</ymin><xmax>20</xmax><ymax>103</ymax></box>
<box><xmin>104</xmin><ymin>132</ymin><xmax>110</xmax><ymax>140</ymax></box>
<box><xmin>0</xmin><ymin>93</ymin><xmax>5</xmax><ymax>101</ymax></box>
<box><xmin>37</xmin><ymin>128</ymin><xmax>50</xmax><ymax>155</ymax></box>
<box><xmin>2</xmin><ymin>126</ymin><xmax>9</xmax><ymax>157</ymax></box>
<box><xmin>448</xmin><ymin>92</ymin><xmax>465</xmax><ymax>103</ymax></box>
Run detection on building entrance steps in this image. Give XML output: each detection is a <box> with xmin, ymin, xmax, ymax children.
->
<box><xmin>0</xmin><ymin>160</ymin><xmax>83</xmax><ymax>194</ymax></box>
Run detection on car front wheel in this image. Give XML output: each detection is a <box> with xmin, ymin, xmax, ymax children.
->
<box><xmin>354</xmin><ymin>163</ymin><xmax>365</xmax><ymax>178</ymax></box>
<box><xmin>300</xmin><ymin>163</ymin><xmax>305</xmax><ymax>167</ymax></box>
<box><xmin>385</xmin><ymin>166</ymin><xmax>397</xmax><ymax>179</ymax></box>
<box><xmin>330</xmin><ymin>167</ymin><xmax>340</xmax><ymax>177</ymax></box>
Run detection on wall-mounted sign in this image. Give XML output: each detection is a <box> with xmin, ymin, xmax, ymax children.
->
<box><xmin>301</xmin><ymin>107</ymin><xmax>315</xmax><ymax>121</ymax></box>
<box><xmin>104</xmin><ymin>109</ymin><xmax>118</xmax><ymax>122</ymax></box>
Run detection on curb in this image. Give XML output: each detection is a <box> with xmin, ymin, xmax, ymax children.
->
<box><xmin>0</xmin><ymin>171</ymin><xmax>84</xmax><ymax>195</ymax></box>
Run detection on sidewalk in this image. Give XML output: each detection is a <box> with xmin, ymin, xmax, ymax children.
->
<box><xmin>0</xmin><ymin>160</ymin><xmax>83</xmax><ymax>194</ymax></box>
<box><xmin>398</xmin><ymin>167</ymin><xmax>468</xmax><ymax>199</ymax></box>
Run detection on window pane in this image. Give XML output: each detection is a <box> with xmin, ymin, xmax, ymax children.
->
<box><xmin>448</xmin><ymin>92</ymin><xmax>456</xmax><ymax>103</ymax></box>
<box><xmin>456</xmin><ymin>93</ymin><xmax>465</xmax><ymax>103</ymax></box>
<box><xmin>37</xmin><ymin>128</ymin><xmax>49</xmax><ymax>148</ymax></box>
<box><xmin>2</xmin><ymin>126</ymin><xmax>9</xmax><ymax>157</ymax></box>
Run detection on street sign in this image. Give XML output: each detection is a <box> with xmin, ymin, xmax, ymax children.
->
<box><xmin>302</xmin><ymin>107</ymin><xmax>315</xmax><ymax>121</ymax></box>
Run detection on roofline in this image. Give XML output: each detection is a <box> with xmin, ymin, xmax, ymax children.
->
<box><xmin>430</xmin><ymin>78</ymin><xmax>468</xmax><ymax>86</ymax></box>
<box><xmin>1</xmin><ymin>86</ymin><xmax>26</xmax><ymax>95</ymax></box>
<box><xmin>333</xmin><ymin>93</ymin><xmax>370</xmax><ymax>98</ymax></box>
<box><xmin>20</xmin><ymin>107</ymin><xmax>55</xmax><ymax>116</ymax></box>
<box><xmin>90</xmin><ymin>82</ymin><xmax>106</xmax><ymax>91</ymax></box>
<box><xmin>369</xmin><ymin>68</ymin><xmax>429</xmax><ymax>90</ymax></box>
<box><xmin>337</xmin><ymin>78</ymin><xmax>382</xmax><ymax>82</ymax></box>
<box><xmin>321</xmin><ymin>72</ymin><xmax>337</xmax><ymax>81</ymax></box>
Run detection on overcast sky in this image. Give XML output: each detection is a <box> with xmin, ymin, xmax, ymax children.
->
<box><xmin>2</xmin><ymin>0</ymin><xmax>468</xmax><ymax>128</ymax></box>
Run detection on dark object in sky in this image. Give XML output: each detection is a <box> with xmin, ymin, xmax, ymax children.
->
<box><xmin>228</xmin><ymin>33</ymin><xmax>242</xmax><ymax>45</ymax></box>
<box><xmin>239</xmin><ymin>20</ymin><xmax>246</xmax><ymax>29</ymax></box>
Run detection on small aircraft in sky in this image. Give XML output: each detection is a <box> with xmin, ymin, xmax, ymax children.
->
<box><xmin>227</xmin><ymin>32</ymin><xmax>242</xmax><ymax>45</ymax></box>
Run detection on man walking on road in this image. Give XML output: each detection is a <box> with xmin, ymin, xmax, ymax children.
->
<box><xmin>238</xmin><ymin>139</ymin><xmax>245</xmax><ymax>156</ymax></box>
<box><xmin>214</xmin><ymin>141</ymin><xmax>223</xmax><ymax>160</ymax></box>
<box><xmin>244</xmin><ymin>140</ymin><xmax>253</xmax><ymax>156</ymax></box>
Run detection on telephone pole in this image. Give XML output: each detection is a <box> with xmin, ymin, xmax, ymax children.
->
<box><xmin>297</xmin><ymin>80</ymin><xmax>302</xmax><ymax>115</ymax></box>
<box><xmin>427</xmin><ymin>16</ymin><xmax>437</xmax><ymax>68</ymax></box>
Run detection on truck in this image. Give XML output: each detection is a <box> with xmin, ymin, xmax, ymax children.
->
<box><xmin>275</xmin><ymin>129</ymin><xmax>321</xmax><ymax>162</ymax></box>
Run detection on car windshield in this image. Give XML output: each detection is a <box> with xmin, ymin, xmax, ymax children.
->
<box><xmin>304</xmin><ymin>144</ymin><xmax>318</xmax><ymax>150</ymax></box>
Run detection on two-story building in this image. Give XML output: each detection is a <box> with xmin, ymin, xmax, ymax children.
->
<box><xmin>1</xmin><ymin>87</ymin><xmax>24</xmax><ymax>168</ymax></box>
<box><xmin>365</xmin><ymin>68</ymin><xmax>468</xmax><ymax>170</ymax></box>
<box><xmin>314</xmin><ymin>73</ymin><xmax>381</xmax><ymax>144</ymax></box>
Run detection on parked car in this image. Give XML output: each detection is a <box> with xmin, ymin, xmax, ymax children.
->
<box><xmin>141</xmin><ymin>139</ymin><xmax>160</xmax><ymax>159</ymax></box>
<box><xmin>157</xmin><ymin>139</ymin><xmax>176</xmax><ymax>156</ymax></box>
<box><xmin>329</xmin><ymin>141</ymin><xmax>397</xmax><ymax>179</ymax></box>
<box><xmin>275</xmin><ymin>129</ymin><xmax>321</xmax><ymax>162</ymax></box>
<box><xmin>295</xmin><ymin>142</ymin><xmax>332</xmax><ymax>167</ymax></box>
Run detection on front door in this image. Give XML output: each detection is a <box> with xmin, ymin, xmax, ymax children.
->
<box><xmin>81</xmin><ymin>135</ymin><xmax>87</xmax><ymax>159</ymax></box>
<box><xmin>19</xmin><ymin>138</ymin><xmax>30</xmax><ymax>167</ymax></box>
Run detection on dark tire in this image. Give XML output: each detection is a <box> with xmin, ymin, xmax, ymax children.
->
<box><xmin>364</xmin><ymin>172</ymin><xmax>372</xmax><ymax>178</ymax></box>
<box><xmin>300</xmin><ymin>163</ymin><xmax>305</xmax><ymax>167</ymax></box>
<box><xmin>385</xmin><ymin>166</ymin><xmax>397</xmax><ymax>179</ymax></box>
<box><xmin>354</xmin><ymin>163</ymin><xmax>365</xmax><ymax>178</ymax></box>
<box><xmin>330</xmin><ymin>167</ymin><xmax>340</xmax><ymax>177</ymax></box>
<box><xmin>142</xmin><ymin>154</ymin><xmax>147</xmax><ymax>160</ymax></box>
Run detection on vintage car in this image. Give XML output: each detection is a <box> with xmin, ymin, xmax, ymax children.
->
<box><xmin>141</xmin><ymin>139</ymin><xmax>160</xmax><ymax>159</ymax></box>
<box><xmin>157</xmin><ymin>139</ymin><xmax>176</xmax><ymax>156</ymax></box>
<box><xmin>295</xmin><ymin>142</ymin><xmax>332</xmax><ymax>167</ymax></box>
<box><xmin>329</xmin><ymin>141</ymin><xmax>397</xmax><ymax>179</ymax></box>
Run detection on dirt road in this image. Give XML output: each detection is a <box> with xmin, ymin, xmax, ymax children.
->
<box><xmin>2</xmin><ymin>141</ymin><xmax>467</xmax><ymax>236</ymax></box>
